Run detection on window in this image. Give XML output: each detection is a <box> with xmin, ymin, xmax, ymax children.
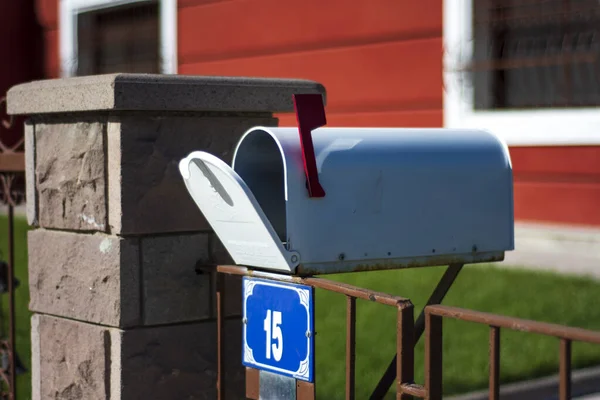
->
<box><xmin>60</xmin><ymin>0</ymin><xmax>177</xmax><ymax>77</ymax></box>
<box><xmin>443</xmin><ymin>0</ymin><xmax>600</xmax><ymax>146</ymax></box>
<box><xmin>77</xmin><ymin>2</ymin><xmax>160</xmax><ymax>75</ymax></box>
<box><xmin>471</xmin><ymin>0</ymin><xmax>600</xmax><ymax>110</ymax></box>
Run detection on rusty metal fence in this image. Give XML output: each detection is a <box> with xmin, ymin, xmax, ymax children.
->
<box><xmin>0</xmin><ymin>95</ymin><xmax>25</xmax><ymax>400</ymax></box>
<box><xmin>425</xmin><ymin>305</ymin><xmax>600</xmax><ymax>400</ymax></box>
<box><xmin>213</xmin><ymin>264</ymin><xmax>600</xmax><ymax>400</ymax></box>
<box><xmin>213</xmin><ymin>265</ymin><xmax>417</xmax><ymax>400</ymax></box>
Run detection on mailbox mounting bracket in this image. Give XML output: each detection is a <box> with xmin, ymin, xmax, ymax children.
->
<box><xmin>293</xmin><ymin>93</ymin><xmax>326</xmax><ymax>198</ymax></box>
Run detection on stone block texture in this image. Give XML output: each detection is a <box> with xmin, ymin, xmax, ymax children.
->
<box><xmin>32</xmin><ymin>315</ymin><xmax>111</xmax><ymax>400</ymax></box>
<box><xmin>7</xmin><ymin>73</ymin><xmax>326</xmax><ymax>115</ymax></box>
<box><xmin>10</xmin><ymin>74</ymin><xmax>327</xmax><ymax>400</ymax></box>
<box><xmin>28</xmin><ymin>229</ymin><xmax>140</xmax><ymax>328</ymax></box>
<box><xmin>141</xmin><ymin>233</ymin><xmax>212</xmax><ymax>325</ymax></box>
<box><xmin>27</xmin><ymin>113</ymin><xmax>278</xmax><ymax>234</ymax></box>
<box><xmin>29</xmin><ymin>229</ymin><xmax>218</xmax><ymax>327</ymax></box>
<box><xmin>117</xmin><ymin>318</ymin><xmax>245</xmax><ymax>399</ymax></box>
<box><xmin>24</xmin><ymin>120</ymin><xmax>38</xmax><ymax>226</ymax></box>
<box><xmin>108</xmin><ymin>115</ymin><xmax>277</xmax><ymax>235</ymax></box>
<box><xmin>35</xmin><ymin>118</ymin><xmax>108</xmax><ymax>232</ymax></box>
<box><xmin>205</xmin><ymin>233</ymin><xmax>242</xmax><ymax>318</ymax></box>
<box><xmin>32</xmin><ymin>314</ymin><xmax>245</xmax><ymax>400</ymax></box>
<box><xmin>9</xmin><ymin>73</ymin><xmax>325</xmax><ymax>235</ymax></box>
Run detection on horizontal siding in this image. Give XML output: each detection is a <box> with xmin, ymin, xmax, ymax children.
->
<box><xmin>178</xmin><ymin>0</ymin><xmax>442</xmax><ymax>64</ymax></box>
<box><xmin>178</xmin><ymin>0</ymin><xmax>442</xmax><ymax>129</ymax></box>
<box><xmin>514</xmin><ymin>180</ymin><xmax>600</xmax><ymax>226</ymax></box>
<box><xmin>277</xmin><ymin>110</ymin><xmax>443</xmax><ymax>128</ymax></box>
<box><xmin>509</xmin><ymin>146</ymin><xmax>600</xmax><ymax>227</ymax></box>
<box><xmin>180</xmin><ymin>38</ymin><xmax>443</xmax><ymax>114</ymax></box>
<box><xmin>510</xmin><ymin>146</ymin><xmax>600</xmax><ymax>176</ymax></box>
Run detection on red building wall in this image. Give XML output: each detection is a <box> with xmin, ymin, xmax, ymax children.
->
<box><xmin>36</xmin><ymin>0</ymin><xmax>599</xmax><ymax>227</ymax></box>
<box><xmin>36</xmin><ymin>0</ymin><xmax>60</xmax><ymax>79</ymax></box>
<box><xmin>38</xmin><ymin>0</ymin><xmax>443</xmax><ymax>126</ymax></box>
<box><xmin>510</xmin><ymin>146</ymin><xmax>600</xmax><ymax>227</ymax></box>
<box><xmin>177</xmin><ymin>0</ymin><xmax>443</xmax><ymax>128</ymax></box>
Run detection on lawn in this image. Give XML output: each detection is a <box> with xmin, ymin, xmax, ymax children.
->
<box><xmin>3</xmin><ymin>214</ymin><xmax>600</xmax><ymax>399</ymax></box>
<box><xmin>0</xmin><ymin>215</ymin><xmax>32</xmax><ymax>400</ymax></box>
<box><xmin>315</xmin><ymin>267</ymin><xmax>600</xmax><ymax>398</ymax></box>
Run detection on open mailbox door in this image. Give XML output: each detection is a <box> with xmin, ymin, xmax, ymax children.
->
<box><xmin>179</xmin><ymin>151</ymin><xmax>300</xmax><ymax>273</ymax></box>
<box><xmin>179</xmin><ymin>94</ymin><xmax>514</xmax><ymax>276</ymax></box>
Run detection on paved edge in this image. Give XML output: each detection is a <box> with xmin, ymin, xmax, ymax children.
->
<box><xmin>503</xmin><ymin>221</ymin><xmax>600</xmax><ymax>279</ymax></box>
<box><xmin>448</xmin><ymin>365</ymin><xmax>600</xmax><ymax>400</ymax></box>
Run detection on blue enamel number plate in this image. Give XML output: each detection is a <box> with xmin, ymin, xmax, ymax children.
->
<box><xmin>242</xmin><ymin>277</ymin><xmax>314</xmax><ymax>382</ymax></box>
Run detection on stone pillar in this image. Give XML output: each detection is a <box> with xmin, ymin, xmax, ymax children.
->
<box><xmin>7</xmin><ymin>74</ymin><xmax>325</xmax><ymax>399</ymax></box>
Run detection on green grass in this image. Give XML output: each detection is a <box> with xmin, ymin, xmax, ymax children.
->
<box><xmin>0</xmin><ymin>215</ymin><xmax>32</xmax><ymax>400</ymax></box>
<box><xmin>3</xmin><ymin>214</ymin><xmax>600</xmax><ymax>399</ymax></box>
<box><xmin>315</xmin><ymin>267</ymin><xmax>600</xmax><ymax>398</ymax></box>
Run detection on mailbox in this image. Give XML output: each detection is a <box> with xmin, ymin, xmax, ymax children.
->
<box><xmin>179</xmin><ymin>124</ymin><xmax>514</xmax><ymax>276</ymax></box>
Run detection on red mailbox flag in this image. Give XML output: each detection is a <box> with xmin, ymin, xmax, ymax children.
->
<box><xmin>293</xmin><ymin>93</ymin><xmax>327</xmax><ymax>198</ymax></box>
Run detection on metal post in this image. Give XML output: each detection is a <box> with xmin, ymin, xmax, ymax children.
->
<box><xmin>370</xmin><ymin>264</ymin><xmax>463</xmax><ymax>399</ymax></box>
<box><xmin>246</xmin><ymin>368</ymin><xmax>260</xmax><ymax>399</ymax></box>
<box><xmin>489</xmin><ymin>327</ymin><xmax>500</xmax><ymax>400</ymax></box>
<box><xmin>217</xmin><ymin>272</ymin><xmax>225</xmax><ymax>400</ymax></box>
<box><xmin>296</xmin><ymin>379</ymin><xmax>315</xmax><ymax>400</ymax></box>
<box><xmin>7</xmin><ymin>204</ymin><xmax>15</xmax><ymax>400</ymax></box>
<box><xmin>397</xmin><ymin>304</ymin><xmax>414</xmax><ymax>400</ymax></box>
<box><xmin>425</xmin><ymin>312</ymin><xmax>442</xmax><ymax>400</ymax></box>
<box><xmin>559</xmin><ymin>339</ymin><xmax>572</xmax><ymax>400</ymax></box>
<box><xmin>346</xmin><ymin>296</ymin><xmax>356</xmax><ymax>400</ymax></box>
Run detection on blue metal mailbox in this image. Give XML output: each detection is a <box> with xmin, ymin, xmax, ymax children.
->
<box><xmin>179</xmin><ymin>125</ymin><xmax>514</xmax><ymax>276</ymax></box>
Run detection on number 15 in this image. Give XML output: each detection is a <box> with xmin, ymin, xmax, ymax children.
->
<box><xmin>264</xmin><ymin>310</ymin><xmax>283</xmax><ymax>361</ymax></box>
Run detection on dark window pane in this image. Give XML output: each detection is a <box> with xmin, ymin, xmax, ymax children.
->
<box><xmin>471</xmin><ymin>0</ymin><xmax>600</xmax><ymax>110</ymax></box>
<box><xmin>77</xmin><ymin>1</ymin><xmax>160</xmax><ymax>76</ymax></box>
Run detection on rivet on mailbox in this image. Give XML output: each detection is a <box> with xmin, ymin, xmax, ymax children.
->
<box><xmin>179</xmin><ymin>94</ymin><xmax>514</xmax><ymax>276</ymax></box>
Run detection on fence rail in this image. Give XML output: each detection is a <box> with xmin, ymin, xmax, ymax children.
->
<box><xmin>213</xmin><ymin>264</ymin><xmax>600</xmax><ymax>400</ymax></box>
<box><xmin>214</xmin><ymin>265</ymin><xmax>417</xmax><ymax>400</ymax></box>
<box><xmin>425</xmin><ymin>304</ymin><xmax>600</xmax><ymax>400</ymax></box>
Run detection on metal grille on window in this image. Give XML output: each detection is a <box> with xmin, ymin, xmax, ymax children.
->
<box><xmin>76</xmin><ymin>1</ymin><xmax>160</xmax><ymax>76</ymax></box>
<box><xmin>471</xmin><ymin>0</ymin><xmax>600</xmax><ymax>109</ymax></box>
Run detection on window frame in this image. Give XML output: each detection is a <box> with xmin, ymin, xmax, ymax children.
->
<box><xmin>59</xmin><ymin>0</ymin><xmax>177</xmax><ymax>77</ymax></box>
<box><xmin>443</xmin><ymin>0</ymin><xmax>600</xmax><ymax>146</ymax></box>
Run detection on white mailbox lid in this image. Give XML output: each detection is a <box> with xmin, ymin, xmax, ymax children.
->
<box><xmin>178</xmin><ymin>151</ymin><xmax>299</xmax><ymax>273</ymax></box>
<box><xmin>231</xmin><ymin>126</ymin><xmax>514</xmax><ymax>275</ymax></box>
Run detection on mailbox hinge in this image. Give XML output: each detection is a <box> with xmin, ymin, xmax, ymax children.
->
<box><xmin>293</xmin><ymin>93</ymin><xmax>326</xmax><ymax>198</ymax></box>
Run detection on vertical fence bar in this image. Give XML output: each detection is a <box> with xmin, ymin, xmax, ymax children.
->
<box><xmin>489</xmin><ymin>327</ymin><xmax>500</xmax><ymax>400</ymax></box>
<box><xmin>397</xmin><ymin>304</ymin><xmax>415</xmax><ymax>400</ymax></box>
<box><xmin>297</xmin><ymin>381</ymin><xmax>316</xmax><ymax>400</ymax></box>
<box><xmin>346</xmin><ymin>296</ymin><xmax>356</xmax><ymax>400</ymax></box>
<box><xmin>7</xmin><ymin>204</ymin><xmax>15</xmax><ymax>400</ymax></box>
<box><xmin>425</xmin><ymin>312</ymin><xmax>442</xmax><ymax>400</ymax></box>
<box><xmin>245</xmin><ymin>368</ymin><xmax>260</xmax><ymax>399</ymax></box>
<box><xmin>216</xmin><ymin>272</ymin><xmax>226</xmax><ymax>400</ymax></box>
<box><xmin>370</xmin><ymin>264</ymin><xmax>463</xmax><ymax>400</ymax></box>
<box><xmin>559</xmin><ymin>338</ymin><xmax>572</xmax><ymax>400</ymax></box>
